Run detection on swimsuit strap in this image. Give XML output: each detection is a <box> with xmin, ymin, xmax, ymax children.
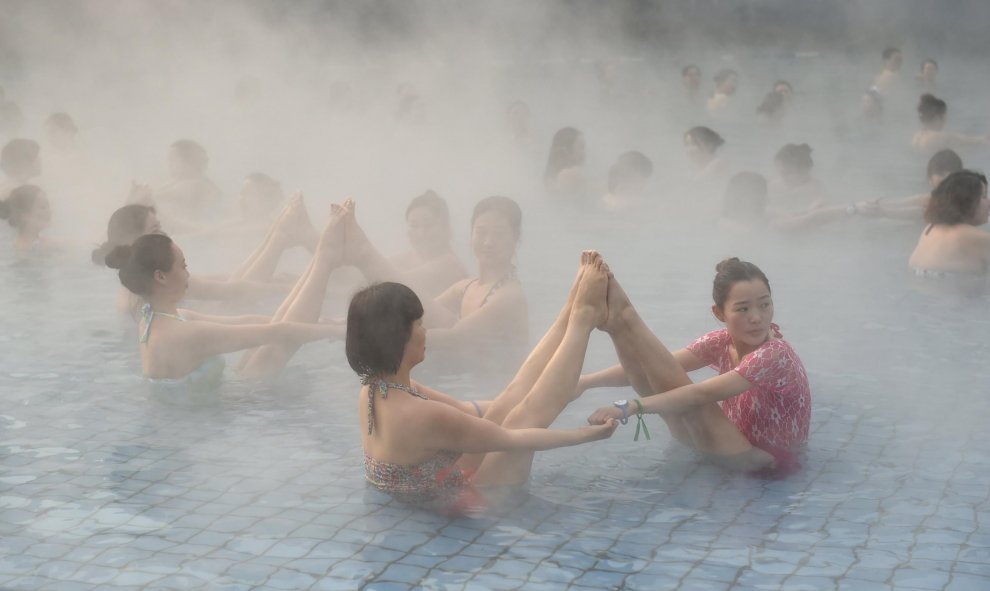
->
<box><xmin>480</xmin><ymin>267</ymin><xmax>517</xmax><ymax>308</ymax></box>
<box><xmin>139</xmin><ymin>303</ymin><xmax>186</xmax><ymax>344</ymax></box>
<box><xmin>364</xmin><ymin>378</ymin><xmax>429</xmax><ymax>435</ymax></box>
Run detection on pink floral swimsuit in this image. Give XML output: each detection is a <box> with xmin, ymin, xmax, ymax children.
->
<box><xmin>686</xmin><ymin>323</ymin><xmax>811</xmax><ymax>451</ymax></box>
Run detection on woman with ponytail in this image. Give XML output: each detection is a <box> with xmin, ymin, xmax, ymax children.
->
<box><xmin>581</xmin><ymin>258</ymin><xmax>810</xmax><ymax>479</ymax></box>
<box><xmin>912</xmin><ymin>94</ymin><xmax>988</xmax><ymax>151</ymax></box>
<box><xmin>107</xmin><ymin>205</ymin><xmax>348</xmax><ymax>390</ymax></box>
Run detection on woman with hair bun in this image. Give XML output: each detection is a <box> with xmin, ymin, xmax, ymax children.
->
<box><xmin>582</xmin><ymin>257</ymin><xmax>810</xmax><ymax>478</ymax></box>
<box><xmin>107</xmin><ymin>205</ymin><xmax>348</xmax><ymax>390</ymax></box>
<box><xmin>0</xmin><ymin>185</ymin><xmax>54</xmax><ymax>254</ymax></box>
<box><xmin>912</xmin><ymin>94</ymin><xmax>988</xmax><ymax>151</ymax></box>
<box><xmin>96</xmin><ymin>196</ymin><xmax>320</xmax><ymax>316</ymax></box>
<box><xmin>910</xmin><ymin>170</ymin><xmax>990</xmax><ymax>277</ymax></box>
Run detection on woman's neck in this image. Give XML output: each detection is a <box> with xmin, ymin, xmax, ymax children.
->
<box><xmin>145</xmin><ymin>294</ymin><xmax>180</xmax><ymax>315</ymax></box>
<box><xmin>479</xmin><ymin>260</ymin><xmax>513</xmax><ymax>283</ymax></box>
<box><xmin>379</xmin><ymin>369</ymin><xmax>412</xmax><ymax>386</ymax></box>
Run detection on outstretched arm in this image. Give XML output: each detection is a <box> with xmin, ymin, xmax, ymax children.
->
<box><xmin>183</xmin><ymin>320</ymin><xmax>336</xmax><ymax>360</ymax></box>
<box><xmin>588</xmin><ymin>370</ymin><xmax>752</xmax><ymax>423</ymax></box>
<box><xmin>422</xmin><ymin>402</ymin><xmax>616</xmax><ymax>455</ymax></box>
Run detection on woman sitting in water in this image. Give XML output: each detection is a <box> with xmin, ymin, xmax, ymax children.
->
<box><xmin>909</xmin><ymin>170</ymin><xmax>989</xmax><ymax>277</ymax></box>
<box><xmin>350</xmin><ymin>252</ymin><xmax>617</xmax><ymax>514</ymax></box>
<box><xmin>543</xmin><ymin>127</ymin><xmax>587</xmax><ymax>199</ymax></box>
<box><xmin>95</xmin><ymin>198</ymin><xmax>309</xmax><ymax>315</ymax></box>
<box><xmin>155</xmin><ymin>139</ymin><xmax>223</xmax><ymax>221</ymax></box>
<box><xmin>755</xmin><ymin>80</ymin><xmax>793</xmax><ymax>125</ymax></box>
<box><xmin>706</xmin><ymin>69</ymin><xmax>738</xmax><ymax>114</ymax></box>
<box><xmin>911</xmin><ymin>94</ymin><xmax>988</xmax><ymax>152</ymax></box>
<box><xmin>389</xmin><ymin>190</ymin><xmax>469</xmax><ymax>300</ymax></box>
<box><xmin>602</xmin><ymin>151</ymin><xmax>654</xmax><ymax>211</ymax></box>
<box><xmin>684</xmin><ymin>126</ymin><xmax>728</xmax><ymax>181</ymax></box>
<box><xmin>916</xmin><ymin>59</ymin><xmax>938</xmax><ymax>92</ymax></box>
<box><xmin>582</xmin><ymin>258</ymin><xmax>810</xmax><ymax>476</ymax></box>
<box><xmin>769</xmin><ymin>143</ymin><xmax>828</xmax><ymax>212</ymax></box>
<box><xmin>0</xmin><ymin>185</ymin><xmax>54</xmax><ymax>254</ymax></box>
<box><xmin>857</xmin><ymin>149</ymin><xmax>963</xmax><ymax>221</ymax></box>
<box><xmin>342</xmin><ymin>196</ymin><xmax>528</xmax><ymax>377</ymax></box>
<box><xmin>104</xmin><ymin>204</ymin><xmax>348</xmax><ymax>387</ymax></box>
<box><xmin>721</xmin><ymin>172</ymin><xmax>859</xmax><ymax>232</ymax></box>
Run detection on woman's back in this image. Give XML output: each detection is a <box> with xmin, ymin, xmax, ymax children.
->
<box><xmin>910</xmin><ymin>224</ymin><xmax>989</xmax><ymax>274</ymax></box>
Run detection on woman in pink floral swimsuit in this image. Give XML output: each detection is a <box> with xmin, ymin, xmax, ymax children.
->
<box><xmin>583</xmin><ymin>258</ymin><xmax>810</xmax><ymax>477</ymax></box>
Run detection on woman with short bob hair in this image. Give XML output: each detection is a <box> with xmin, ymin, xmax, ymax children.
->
<box><xmin>349</xmin><ymin>253</ymin><xmax>617</xmax><ymax>514</ymax></box>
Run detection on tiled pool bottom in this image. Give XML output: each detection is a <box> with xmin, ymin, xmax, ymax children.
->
<box><xmin>1</xmin><ymin>372</ymin><xmax>988</xmax><ymax>591</ymax></box>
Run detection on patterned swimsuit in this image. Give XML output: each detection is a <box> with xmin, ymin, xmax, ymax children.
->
<box><xmin>363</xmin><ymin>380</ymin><xmax>481</xmax><ymax>514</ymax></box>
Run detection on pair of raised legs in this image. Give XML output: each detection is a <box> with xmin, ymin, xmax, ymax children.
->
<box><xmin>600</xmin><ymin>277</ymin><xmax>775</xmax><ymax>471</ymax></box>
<box><xmin>238</xmin><ymin>202</ymin><xmax>346</xmax><ymax>377</ymax></box>
<box><xmin>457</xmin><ymin>251</ymin><xmax>609</xmax><ymax>486</ymax></box>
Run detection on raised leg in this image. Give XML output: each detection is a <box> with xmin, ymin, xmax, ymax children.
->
<box><xmin>471</xmin><ymin>254</ymin><xmax>608</xmax><ymax>486</ymax></box>
<box><xmin>231</xmin><ymin>195</ymin><xmax>316</xmax><ymax>282</ymax></box>
<box><xmin>238</xmin><ymin>205</ymin><xmax>345</xmax><ymax>377</ymax></box>
<box><xmin>602</xmin><ymin>277</ymin><xmax>773</xmax><ymax>469</ymax></box>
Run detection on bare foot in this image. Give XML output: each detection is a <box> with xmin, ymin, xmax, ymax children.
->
<box><xmin>340</xmin><ymin>199</ymin><xmax>375</xmax><ymax>265</ymax></box>
<box><xmin>571</xmin><ymin>254</ymin><xmax>608</xmax><ymax>328</ymax></box>
<box><xmin>316</xmin><ymin>203</ymin><xmax>346</xmax><ymax>266</ymax></box>
<box><xmin>601</xmin><ymin>271</ymin><xmax>635</xmax><ymax>333</ymax></box>
<box><xmin>558</xmin><ymin>251</ymin><xmax>592</xmax><ymax>319</ymax></box>
<box><xmin>285</xmin><ymin>193</ymin><xmax>318</xmax><ymax>251</ymax></box>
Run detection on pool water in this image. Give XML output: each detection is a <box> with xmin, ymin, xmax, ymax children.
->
<box><xmin>2</xmin><ymin>47</ymin><xmax>990</xmax><ymax>591</ymax></box>
<box><xmin>2</xmin><ymin>202</ymin><xmax>989</xmax><ymax>591</ymax></box>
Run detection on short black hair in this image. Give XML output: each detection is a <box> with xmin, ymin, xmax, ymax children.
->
<box><xmin>882</xmin><ymin>47</ymin><xmax>901</xmax><ymax>60</ymax></box>
<box><xmin>926</xmin><ymin>149</ymin><xmax>963</xmax><ymax>181</ymax></box>
<box><xmin>346</xmin><ymin>282</ymin><xmax>424</xmax><ymax>381</ymax></box>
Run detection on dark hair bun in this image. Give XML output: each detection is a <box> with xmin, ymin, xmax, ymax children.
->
<box><xmin>91</xmin><ymin>242</ymin><xmax>113</xmax><ymax>266</ymax></box>
<box><xmin>105</xmin><ymin>244</ymin><xmax>132</xmax><ymax>270</ymax></box>
<box><xmin>716</xmin><ymin>257</ymin><xmax>741</xmax><ymax>273</ymax></box>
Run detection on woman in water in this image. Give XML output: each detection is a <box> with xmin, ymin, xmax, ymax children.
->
<box><xmin>602</xmin><ymin>151</ymin><xmax>654</xmax><ymax>211</ymax></box>
<box><xmin>0</xmin><ymin>185</ymin><xmax>54</xmax><ymax>254</ymax></box>
<box><xmin>351</xmin><ymin>252</ymin><xmax>617</xmax><ymax>514</ymax></box>
<box><xmin>684</xmin><ymin>126</ymin><xmax>728</xmax><ymax>181</ymax></box>
<box><xmin>543</xmin><ymin>127</ymin><xmax>587</xmax><ymax>198</ymax></box>
<box><xmin>583</xmin><ymin>258</ymin><xmax>810</xmax><ymax>476</ymax></box>
<box><xmin>916</xmin><ymin>59</ymin><xmax>938</xmax><ymax>92</ymax></box>
<box><xmin>769</xmin><ymin>143</ymin><xmax>828</xmax><ymax>211</ymax></box>
<box><xmin>342</xmin><ymin>196</ymin><xmax>528</xmax><ymax>376</ymax></box>
<box><xmin>389</xmin><ymin>190</ymin><xmax>469</xmax><ymax>300</ymax></box>
<box><xmin>721</xmin><ymin>172</ymin><xmax>859</xmax><ymax>232</ymax></box>
<box><xmin>909</xmin><ymin>170</ymin><xmax>989</xmax><ymax>277</ymax></box>
<box><xmin>155</xmin><ymin>139</ymin><xmax>223</xmax><ymax>220</ymax></box>
<box><xmin>756</xmin><ymin>80</ymin><xmax>793</xmax><ymax>125</ymax></box>
<box><xmin>707</xmin><ymin>69</ymin><xmax>738</xmax><ymax>114</ymax></box>
<box><xmin>857</xmin><ymin>149</ymin><xmax>963</xmax><ymax>221</ymax></box>
<box><xmin>95</xmin><ymin>198</ymin><xmax>307</xmax><ymax>315</ymax></box>
<box><xmin>105</xmin><ymin>204</ymin><xmax>348</xmax><ymax>387</ymax></box>
<box><xmin>911</xmin><ymin>94</ymin><xmax>988</xmax><ymax>152</ymax></box>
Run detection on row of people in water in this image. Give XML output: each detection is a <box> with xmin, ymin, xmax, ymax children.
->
<box><xmin>103</xmin><ymin>206</ymin><xmax>810</xmax><ymax>513</ymax></box>
<box><xmin>679</xmin><ymin>48</ymin><xmax>939</xmax><ymax>120</ymax></box>
<box><xmin>2</xmin><ymin>140</ymin><xmax>986</xmax><ymax>288</ymax></box>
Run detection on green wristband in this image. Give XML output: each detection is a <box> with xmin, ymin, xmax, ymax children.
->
<box><xmin>633</xmin><ymin>399</ymin><xmax>651</xmax><ymax>442</ymax></box>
